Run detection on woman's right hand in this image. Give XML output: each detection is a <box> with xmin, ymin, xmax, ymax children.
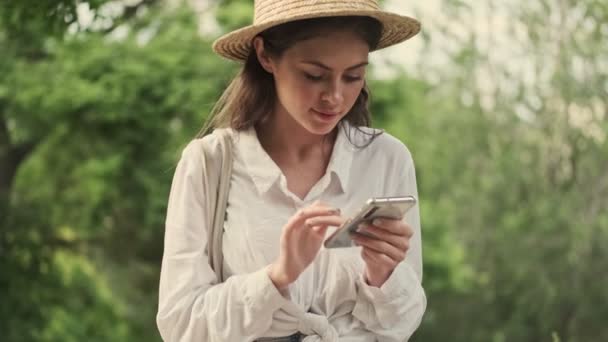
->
<box><xmin>267</xmin><ymin>201</ymin><xmax>344</xmax><ymax>290</ymax></box>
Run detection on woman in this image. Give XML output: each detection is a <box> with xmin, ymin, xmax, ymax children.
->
<box><xmin>157</xmin><ymin>1</ymin><xmax>426</xmax><ymax>341</ymax></box>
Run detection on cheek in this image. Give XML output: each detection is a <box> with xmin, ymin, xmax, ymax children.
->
<box><xmin>345</xmin><ymin>83</ymin><xmax>364</xmax><ymax>105</ymax></box>
<box><xmin>283</xmin><ymin>78</ymin><xmax>319</xmax><ymax>107</ymax></box>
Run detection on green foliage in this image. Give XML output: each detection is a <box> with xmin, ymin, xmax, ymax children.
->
<box><xmin>215</xmin><ymin>0</ymin><xmax>254</xmax><ymax>32</ymax></box>
<box><xmin>405</xmin><ymin>0</ymin><xmax>608</xmax><ymax>341</ymax></box>
<box><xmin>0</xmin><ymin>0</ymin><xmax>107</xmax><ymax>54</ymax></box>
<box><xmin>1</xmin><ymin>0</ymin><xmax>606</xmax><ymax>341</ymax></box>
<box><xmin>1</xmin><ymin>4</ymin><xmax>235</xmax><ymax>341</ymax></box>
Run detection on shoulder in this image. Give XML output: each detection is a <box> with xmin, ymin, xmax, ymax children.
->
<box><xmin>178</xmin><ymin>128</ymin><xmax>236</xmax><ymax>168</ymax></box>
<box><xmin>370</xmin><ymin>128</ymin><xmax>413</xmax><ymax>158</ymax></box>
<box><xmin>348</xmin><ymin>126</ymin><xmax>414</xmax><ymax>168</ymax></box>
<box><xmin>180</xmin><ymin>128</ymin><xmax>235</xmax><ymax>158</ymax></box>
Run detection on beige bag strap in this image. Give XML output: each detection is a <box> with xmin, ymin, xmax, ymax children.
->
<box><xmin>203</xmin><ymin>129</ymin><xmax>233</xmax><ymax>283</ymax></box>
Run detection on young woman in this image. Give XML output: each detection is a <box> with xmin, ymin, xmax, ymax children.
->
<box><xmin>157</xmin><ymin>1</ymin><xmax>426</xmax><ymax>341</ymax></box>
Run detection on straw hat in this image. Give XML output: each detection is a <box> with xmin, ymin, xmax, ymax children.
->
<box><xmin>212</xmin><ymin>0</ymin><xmax>421</xmax><ymax>62</ymax></box>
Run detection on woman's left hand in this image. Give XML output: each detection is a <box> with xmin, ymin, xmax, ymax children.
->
<box><xmin>351</xmin><ymin>218</ymin><xmax>414</xmax><ymax>287</ymax></box>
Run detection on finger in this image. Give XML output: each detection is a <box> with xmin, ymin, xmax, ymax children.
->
<box><xmin>352</xmin><ymin>233</ymin><xmax>407</xmax><ymax>262</ymax></box>
<box><xmin>311</xmin><ymin>199</ymin><xmax>326</xmax><ymax>207</ymax></box>
<box><xmin>311</xmin><ymin>225</ymin><xmax>329</xmax><ymax>235</ymax></box>
<box><xmin>361</xmin><ymin>247</ymin><xmax>398</xmax><ymax>268</ymax></box>
<box><xmin>369</xmin><ymin>218</ymin><xmax>413</xmax><ymax>237</ymax></box>
<box><xmin>305</xmin><ymin>215</ymin><xmax>345</xmax><ymax>228</ymax></box>
<box><xmin>310</xmin><ymin>200</ymin><xmax>337</xmax><ymax>211</ymax></box>
<box><xmin>355</xmin><ymin>234</ymin><xmax>406</xmax><ymax>262</ymax></box>
<box><xmin>358</xmin><ymin>223</ymin><xmax>409</xmax><ymax>251</ymax></box>
<box><xmin>289</xmin><ymin>207</ymin><xmax>340</xmax><ymax>226</ymax></box>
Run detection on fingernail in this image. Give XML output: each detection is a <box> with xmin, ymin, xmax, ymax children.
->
<box><xmin>358</xmin><ymin>223</ymin><xmax>367</xmax><ymax>231</ymax></box>
<box><xmin>331</xmin><ymin>208</ymin><xmax>341</xmax><ymax>215</ymax></box>
<box><xmin>372</xmin><ymin>218</ymin><xmax>382</xmax><ymax>226</ymax></box>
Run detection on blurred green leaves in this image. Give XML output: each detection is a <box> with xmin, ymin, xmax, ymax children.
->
<box><xmin>1</xmin><ymin>3</ymin><xmax>234</xmax><ymax>341</ymax></box>
<box><xmin>215</xmin><ymin>0</ymin><xmax>254</xmax><ymax>32</ymax></box>
<box><xmin>1</xmin><ymin>0</ymin><xmax>607</xmax><ymax>341</ymax></box>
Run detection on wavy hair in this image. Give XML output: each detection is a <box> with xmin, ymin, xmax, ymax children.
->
<box><xmin>198</xmin><ymin>16</ymin><xmax>384</xmax><ymax>145</ymax></box>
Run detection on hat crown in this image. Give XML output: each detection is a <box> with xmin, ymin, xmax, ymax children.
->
<box><xmin>254</xmin><ymin>0</ymin><xmax>381</xmax><ymax>24</ymax></box>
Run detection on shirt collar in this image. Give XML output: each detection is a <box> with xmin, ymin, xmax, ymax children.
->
<box><xmin>237</xmin><ymin>126</ymin><xmax>283</xmax><ymax>195</ymax></box>
<box><xmin>236</xmin><ymin>122</ymin><xmax>354</xmax><ymax>195</ymax></box>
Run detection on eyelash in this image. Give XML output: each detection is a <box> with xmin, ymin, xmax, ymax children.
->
<box><xmin>304</xmin><ymin>73</ymin><xmax>362</xmax><ymax>83</ymax></box>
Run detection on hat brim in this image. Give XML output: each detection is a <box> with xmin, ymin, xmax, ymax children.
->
<box><xmin>212</xmin><ymin>11</ymin><xmax>421</xmax><ymax>62</ymax></box>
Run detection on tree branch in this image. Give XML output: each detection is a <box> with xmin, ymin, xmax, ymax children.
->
<box><xmin>0</xmin><ymin>113</ymin><xmax>39</xmax><ymax>217</ymax></box>
<box><xmin>0</xmin><ymin>113</ymin><xmax>11</xmax><ymax>198</ymax></box>
<box><xmin>100</xmin><ymin>0</ymin><xmax>159</xmax><ymax>35</ymax></box>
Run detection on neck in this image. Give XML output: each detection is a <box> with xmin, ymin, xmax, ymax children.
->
<box><xmin>256</xmin><ymin>107</ymin><xmax>337</xmax><ymax>163</ymax></box>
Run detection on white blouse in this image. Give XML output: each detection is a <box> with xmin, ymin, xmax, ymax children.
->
<box><xmin>157</xmin><ymin>123</ymin><xmax>426</xmax><ymax>342</ymax></box>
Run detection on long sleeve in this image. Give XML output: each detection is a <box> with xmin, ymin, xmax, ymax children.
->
<box><xmin>351</xmin><ymin>147</ymin><xmax>427</xmax><ymax>341</ymax></box>
<box><xmin>156</xmin><ymin>139</ymin><xmax>289</xmax><ymax>342</ymax></box>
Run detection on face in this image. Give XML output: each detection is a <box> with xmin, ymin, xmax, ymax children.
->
<box><xmin>255</xmin><ymin>30</ymin><xmax>370</xmax><ymax>136</ymax></box>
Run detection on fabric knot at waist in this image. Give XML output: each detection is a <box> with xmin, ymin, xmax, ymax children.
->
<box><xmin>298</xmin><ymin>312</ymin><xmax>338</xmax><ymax>342</ymax></box>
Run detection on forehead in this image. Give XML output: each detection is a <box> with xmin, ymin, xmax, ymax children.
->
<box><xmin>281</xmin><ymin>30</ymin><xmax>370</xmax><ymax>68</ymax></box>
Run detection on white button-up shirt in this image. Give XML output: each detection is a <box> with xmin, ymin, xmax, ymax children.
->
<box><xmin>157</xmin><ymin>123</ymin><xmax>426</xmax><ymax>342</ymax></box>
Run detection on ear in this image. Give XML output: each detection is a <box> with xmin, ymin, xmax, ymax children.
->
<box><xmin>253</xmin><ymin>36</ymin><xmax>275</xmax><ymax>74</ymax></box>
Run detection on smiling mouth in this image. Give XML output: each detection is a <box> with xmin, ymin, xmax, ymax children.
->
<box><xmin>312</xmin><ymin>109</ymin><xmax>341</xmax><ymax>123</ymax></box>
<box><xmin>313</xmin><ymin>109</ymin><xmax>340</xmax><ymax>116</ymax></box>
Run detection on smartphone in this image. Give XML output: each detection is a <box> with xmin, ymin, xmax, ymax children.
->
<box><xmin>324</xmin><ymin>196</ymin><xmax>417</xmax><ymax>249</ymax></box>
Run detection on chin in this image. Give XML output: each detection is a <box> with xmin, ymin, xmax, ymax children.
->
<box><xmin>300</xmin><ymin>111</ymin><xmax>343</xmax><ymax>135</ymax></box>
<box><xmin>303</xmin><ymin>121</ymin><xmax>339</xmax><ymax>136</ymax></box>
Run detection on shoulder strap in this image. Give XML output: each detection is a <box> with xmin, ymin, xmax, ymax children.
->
<box><xmin>202</xmin><ymin>129</ymin><xmax>233</xmax><ymax>283</ymax></box>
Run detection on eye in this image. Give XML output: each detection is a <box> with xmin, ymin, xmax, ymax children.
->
<box><xmin>304</xmin><ymin>73</ymin><xmax>323</xmax><ymax>82</ymax></box>
<box><xmin>344</xmin><ymin>75</ymin><xmax>363</xmax><ymax>83</ymax></box>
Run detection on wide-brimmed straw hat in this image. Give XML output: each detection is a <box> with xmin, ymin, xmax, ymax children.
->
<box><xmin>212</xmin><ymin>0</ymin><xmax>421</xmax><ymax>62</ymax></box>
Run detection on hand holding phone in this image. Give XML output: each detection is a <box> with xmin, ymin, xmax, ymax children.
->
<box><xmin>324</xmin><ymin>196</ymin><xmax>416</xmax><ymax>248</ymax></box>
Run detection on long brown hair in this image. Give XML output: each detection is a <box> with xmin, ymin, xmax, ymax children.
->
<box><xmin>198</xmin><ymin>16</ymin><xmax>383</xmax><ymax>143</ymax></box>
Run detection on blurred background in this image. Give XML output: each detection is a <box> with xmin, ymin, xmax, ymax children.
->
<box><xmin>1</xmin><ymin>0</ymin><xmax>607</xmax><ymax>341</ymax></box>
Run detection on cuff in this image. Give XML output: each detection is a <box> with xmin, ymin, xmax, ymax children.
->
<box><xmin>240</xmin><ymin>268</ymin><xmax>291</xmax><ymax>314</ymax></box>
<box><xmin>358</xmin><ymin>262</ymin><xmax>416</xmax><ymax>302</ymax></box>
<box><xmin>353</xmin><ymin>262</ymin><xmax>420</xmax><ymax>329</ymax></box>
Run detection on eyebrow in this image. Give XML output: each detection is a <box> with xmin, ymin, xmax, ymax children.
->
<box><xmin>301</xmin><ymin>60</ymin><xmax>369</xmax><ymax>71</ymax></box>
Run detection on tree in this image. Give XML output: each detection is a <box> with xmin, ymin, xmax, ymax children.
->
<box><xmin>405</xmin><ymin>0</ymin><xmax>608</xmax><ymax>340</ymax></box>
<box><xmin>1</xmin><ymin>2</ymin><xmax>236</xmax><ymax>340</ymax></box>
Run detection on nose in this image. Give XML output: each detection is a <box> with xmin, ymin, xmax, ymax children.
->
<box><xmin>321</xmin><ymin>80</ymin><xmax>344</xmax><ymax>107</ymax></box>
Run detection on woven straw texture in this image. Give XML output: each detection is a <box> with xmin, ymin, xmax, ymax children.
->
<box><xmin>212</xmin><ymin>0</ymin><xmax>420</xmax><ymax>62</ymax></box>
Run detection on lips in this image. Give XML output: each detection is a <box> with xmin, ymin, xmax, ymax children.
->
<box><xmin>312</xmin><ymin>109</ymin><xmax>340</xmax><ymax>123</ymax></box>
<box><xmin>313</xmin><ymin>109</ymin><xmax>340</xmax><ymax>116</ymax></box>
